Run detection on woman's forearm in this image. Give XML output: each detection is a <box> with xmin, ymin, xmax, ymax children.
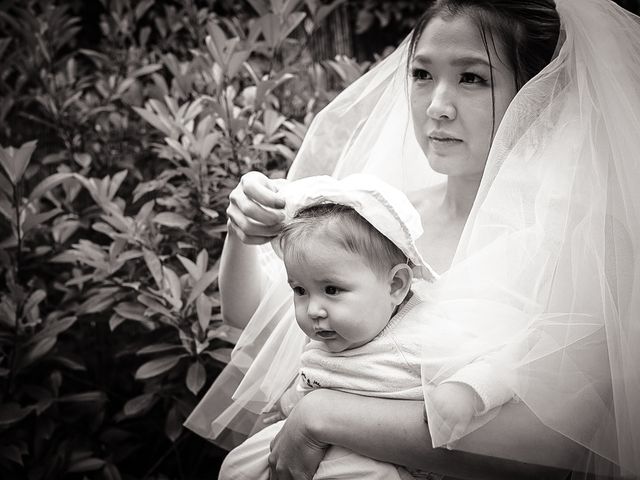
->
<box><xmin>306</xmin><ymin>390</ymin><xmax>581</xmax><ymax>480</ymax></box>
<box><xmin>218</xmin><ymin>229</ymin><xmax>264</xmax><ymax>329</ymax></box>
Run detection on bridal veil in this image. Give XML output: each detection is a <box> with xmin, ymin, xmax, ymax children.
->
<box><xmin>185</xmin><ymin>0</ymin><xmax>640</xmax><ymax>477</ymax></box>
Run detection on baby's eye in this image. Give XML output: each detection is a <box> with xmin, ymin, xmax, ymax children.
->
<box><xmin>324</xmin><ymin>286</ymin><xmax>341</xmax><ymax>295</ymax></box>
<box><xmin>292</xmin><ymin>286</ymin><xmax>306</xmax><ymax>296</ymax></box>
<box><xmin>460</xmin><ymin>72</ymin><xmax>487</xmax><ymax>85</ymax></box>
<box><xmin>411</xmin><ymin>68</ymin><xmax>432</xmax><ymax>81</ymax></box>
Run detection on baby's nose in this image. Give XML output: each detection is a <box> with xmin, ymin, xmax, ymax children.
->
<box><xmin>307</xmin><ymin>298</ymin><xmax>327</xmax><ymax>319</ymax></box>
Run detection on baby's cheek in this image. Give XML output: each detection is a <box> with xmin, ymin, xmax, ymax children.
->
<box><xmin>333</xmin><ymin>314</ymin><xmax>369</xmax><ymax>340</ymax></box>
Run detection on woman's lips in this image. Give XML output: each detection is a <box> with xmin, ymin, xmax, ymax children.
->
<box><xmin>429</xmin><ymin>136</ymin><xmax>463</xmax><ymax>143</ymax></box>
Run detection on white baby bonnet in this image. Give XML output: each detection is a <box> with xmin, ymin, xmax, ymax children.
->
<box><xmin>274</xmin><ymin>173</ymin><xmax>438</xmax><ymax>281</ymax></box>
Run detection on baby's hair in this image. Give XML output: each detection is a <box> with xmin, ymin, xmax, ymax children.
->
<box><xmin>279</xmin><ymin>203</ymin><xmax>408</xmax><ymax>277</ymax></box>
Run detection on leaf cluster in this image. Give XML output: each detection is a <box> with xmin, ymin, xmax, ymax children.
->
<box><xmin>0</xmin><ymin>0</ymin><xmax>376</xmax><ymax>478</ymax></box>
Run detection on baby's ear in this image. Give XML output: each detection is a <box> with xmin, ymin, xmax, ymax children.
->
<box><xmin>389</xmin><ymin>264</ymin><xmax>413</xmax><ymax>305</ymax></box>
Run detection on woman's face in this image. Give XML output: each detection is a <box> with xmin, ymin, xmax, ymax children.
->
<box><xmin>410</xmin><ymin>14</ymin><xmax>517</xmax><ymax>180</ymax></box>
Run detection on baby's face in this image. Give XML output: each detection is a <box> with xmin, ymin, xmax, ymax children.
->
<box><xmin>285</xmin><ymin>237</ymin><xmax>396</xmax><ymax>353</ymax></box>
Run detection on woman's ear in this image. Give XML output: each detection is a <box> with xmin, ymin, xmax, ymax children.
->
<box><xmin>389</xmin><ymin>263</ymin><xmax>413</xmax><ymax>305</ymax></box>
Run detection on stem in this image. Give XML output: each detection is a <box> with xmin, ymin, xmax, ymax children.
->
<box><xmin>7</xmin><ymin>179</ymin><xmax>23</xmax><ymax>397</ymax></box>
<box><xmin>141</xmin><ymin>434</ymin><xmax>187</xmax><ymax>480</ymax></box>
<box><xmin>13</xmin><ymin>180</ymin><xmax>22</xmax><ymax>282</ymax></box>
<box><xmin>173</xmin><ymin>441</ymin><xmax>185</xmax><ymax>480</ymax></box>
<box><xmin>220</xmin><ymin>85</ymin><xmax>242</xmax><ymax>175</ymax></box>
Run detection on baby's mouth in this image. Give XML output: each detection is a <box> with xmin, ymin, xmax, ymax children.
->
<box><xmin>315</xmin><ymin>330</ymin><xmax>336</xmax><ymax>339</ymax></box>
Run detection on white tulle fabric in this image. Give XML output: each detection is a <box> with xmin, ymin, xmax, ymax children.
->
<box><xmin>185</xmin><ymin>0</ymin><xmax>640</xmax><ymax>477</ymax></box>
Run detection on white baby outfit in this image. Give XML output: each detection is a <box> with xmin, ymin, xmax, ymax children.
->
<box><xmin>219</xmin><ymin>283</ymin><xmax>515</xmax><ymax>480</ymax></box>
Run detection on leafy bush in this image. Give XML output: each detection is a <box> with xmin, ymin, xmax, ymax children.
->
<box><xmin>0</xmin><ymin>0</ymin><xmax>370</xmax><ymax>478</ymax></box>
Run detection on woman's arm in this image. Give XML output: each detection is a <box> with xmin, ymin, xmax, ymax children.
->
<box><xmin>219</xmin><ymin>172</ymin><xmax>286</xmax><ymax>328</ymax></box>
<box><xmin>218</xmin><ymin>231</ymin><xmax>264</xmax><ymax>328</ymax></box>
<box><xmin>269</xmin><ymin>388</ymin><xmax>582</xmax><ymax>480</ymax></box>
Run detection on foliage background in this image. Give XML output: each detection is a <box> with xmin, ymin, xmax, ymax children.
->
<box><xmin>0</xmin><ymin>0</ymin><xmax>638</xmax><ymax>479</ymax></box>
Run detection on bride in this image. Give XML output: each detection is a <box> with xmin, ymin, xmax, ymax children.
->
<box><xmin>186</xmin><ymin>0</ymin><xmax>640</xmax><ymax>478</ymax></box>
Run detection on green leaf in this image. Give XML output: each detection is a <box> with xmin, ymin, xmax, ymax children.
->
<box><xmin>0</xmin><ymin>403</ymin><xmax>31</xmax><ymax>427</ymax></box>
<box><xmin>109</xmin><ymin>314</ymin><xmax>126</xmax><ymax>331</ymax></box>
<box><xmin>196</xmin><ymin>294</ymin><xmax>212</xmax><ymax>331</ymax></box>
<box><xmin>177</xmin><ymin>254</ymin><xmax>199</xmax><ymax>280</ymax></box>
<box><xmin>28</xmin><ymin>172</ymin><xmax>78</xmax><ymax>202</ymax></box>
<box><xmin>77</xmin><ymin>288</ymin><xmax>118</xmax><ymax>315</ymax></box>
<box><xmin>123</xmin><ymin>393</ymin><xmax>156</xmax><ymax>417</ymax></box>
<box><xmin>187</xmin><ymin>264</ymin><xmax>219</xmax><ymax>306</ymax></box>
<box><xmin>115</xmin><ymin>77</ymin><xmax>136</xmax><ymax>97</ymax></box>
<box><xmin>130</xmin><ymin>63</ymin><xmax>162</xmax><ymax>77</ymax></box>
<box><xmin>58</xmin><ymin>391</ymin><xmax>107</xmax><ymax>403</ymax></box>
<box><xmin>134</xmin><ymin>0</ymin><xmax>154</xmax><ymax>20</ymax></box>
<box><xmin>135</xmin><ymin>355</ymin><xmax>182</xmax><ymax>379</ymax></box>
<box><xmin>204</xmin><ymin>347</ymin><xmax>233</xmax><ymax>365</ymax></box>
<box><xmin>143</xmin><ymin>248</ymin><xmax>163</xmax><ymax>289</ymax></box>
<box><xmin>113</xmin><ymin>302</ymin><xmax>147</xmax><ymax>322</ymax></box>
<box><xmin>53</xmin><ymin>355</ymin><xmax>86</xmax><ymax>371</ymax></box>
<box><xmin>107</xmin><ymin>170</ymin><xmax>127</xmax><ymax>200</ymax></box>
<box><xmin>205</xmin><ymin>27</ymin><xmax>226</xmax><ymax>67</ymax></box>
<box><xmin>200</xmin><ymin>207</ymin><xmax>219</xmax><ymax>221</ymax></box>
<box><xmin>23</xmin><ymin>289</ymin><xmax>45</xmax><ymax>316</ymax></box>
<box><xmin>0</xmin><ymin>297</ymin><xmax>16</xmax><ymax>328</ymax></box>
<box><xmin>0</xmin><ymin>445</ymin><xmax>23</xmax><ymax>465</ymax></box>
<box><xmin>23</xmin><ymin>208</ymin><xmax>64</xmax><ymax>236</ymax></box>
<box><xmin>162</xmin><ymin>266</ymin><xmax>182</xmax><ymax>310</ymax></box>
<box><xmin>164</xmin><ymin>405</ymin><xmax>182</xmax><ymax>442</ymax></box>
<box><xmin>0</xmin><ymin>38</ymin><xmax>12</xmax><ymax>59</ymax></box>
<box><xmin>208</xmin><ymin>324</ymin><xmax>242</xmax><ymax>344</ymax></box>
<box><xmin>281</xmin><ymin>11</ymin><xmax>306</xmax><ymax>41</ymax></box>
<box><xmin>103</xmin><ymin>463</ymin><xmax>122</xmax><ymax>480</ymax></box>
<box><xmin>0</xmin><ymin>140</ymin><xmax>37</xmax><ymax>185</ymax></box>
<box><xmin>227</xmin><ymin>50</ymin><xmax>251</xmax><ymax>78</ymax></box>
<box><xmin>246</xmin><ymin>0</ymin><xmax>269</xmax><ymax>15</ymax></box>
<box><xmin>0</xmin><ymin>171</ymin><xmax>13</xmax><ymax>198</ymax></box>
<box><xmin>29</xmin><ymin>316</ymin><xmax>76</xmax><ymax>345</ymax></box>
<box><xmin>67</xmin><ymin>457</ymin><xmax>106</xmax><ymax>473</ymax></box>
<box><xmin>0</xmin><ymin>195</ymin><xmax>13</xmax><ymax>224</ymax></box>
<box><xmin>133</xmin><ymin>105</ymin><xmax>173</xmax><ymax>137</ymax></box>
<box><xmin>137</xmin><ymin>293</ymin><xmax>176</xmax><ymax>321</ymax></box>
<box><xmin>186</xmin><ymin>361</ymin><xmax>206</xmax><ymax>395</ymax></box>
<box><xmin>153</xmin><ymin>212</ymin><xmax>191</xmax><ymax>228</ymax></box>
<box><xmin>137</xmin><ymin>343</ymin><xmax>182</xmax><ymax>355</ymax></box>
<box><xmin>196</xmin><ymin>249</ymin><xmax>209</xmax><ymax>275</ymax></box>
<box><xmin>19</xmin><ymin>337</ymin><xmax>57</xmax><ymax>369</ymax></box>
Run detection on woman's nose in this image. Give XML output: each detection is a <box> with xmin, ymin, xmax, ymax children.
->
<box><xmin>426</xmin><ymin>83</ymin><xmax>456</xmax><ymax>120</ymax></box>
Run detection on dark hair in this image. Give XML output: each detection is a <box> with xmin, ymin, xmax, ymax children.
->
<box><xmin>408</xmin><ymin>1</ymin><xmax>560</xmax><ymax>134</ymax></box>
<box><xmin>279</xmin><ymin>203</ymin><xmax>407</xmax><ymax>278</ymax></box>
<box><xmin>409</xmin><ymin>0</ymin><xmax>560</xmax><ymax>89</ymax></box>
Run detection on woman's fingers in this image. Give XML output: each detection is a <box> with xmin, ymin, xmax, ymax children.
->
<box><xmin>226</xmin><ymin>171</ymin><xmax>287</xmax><ymax>245</ymax></box>
<box><xmin>228</xmin><ymin>193</ymin><xmax>285</xmax><ymax>227</ymax></box>
<box><xmin>241</xmin><ymin>171</ymin><xmax>286</xmax><ymax>210</ymax></box>
<box><xmin>266</xmin><ymin>395</ymin><xmax>327</xmax><ymax>480</ymax></box>
<box><xmin>227</xmin><ymin>217</ymin><xmax>278</xmax><ymax>245</ymax></box>
<box><xmin>227</xmin><ymin>204</ymin><xmax>282</xmax><ymax>238</ymax></box>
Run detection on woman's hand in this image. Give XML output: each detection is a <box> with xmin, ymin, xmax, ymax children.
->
<box><xmin>227</xmin><ymin>171</ymin><xmax>287</xmax><ymax>245</ymax></box>
<box><xmin>267</xmin><ymin>391</ymin><xmax>328</xmax><ymax>480</ymax></box>
<box><xmin>429</xmin><ymin>382</ymin><xmax>483</xmax><ymax>447</ymax></box>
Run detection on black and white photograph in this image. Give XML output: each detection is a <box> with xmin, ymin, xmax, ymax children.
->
<box><xmin>2</xmin><ymin>0</ymin><xmax>640</xmax><ymax>479</ymax></box>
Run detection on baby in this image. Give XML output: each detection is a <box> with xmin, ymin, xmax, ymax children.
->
<box><xmin>219</xmin><ymin>174</ymin><xmax>515</xmax><ymax>480</ymax></box>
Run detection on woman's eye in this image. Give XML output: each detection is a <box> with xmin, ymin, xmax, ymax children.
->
<box><xmin>411</xmin><ymin>68</ymin><xmax>431</xmax><ymax>81</ymax></box>
<box><xmin>460</xmin><ymin>72</ymin><xmax>487</xmax><ymax>84</ymax></box>
<box><xmin>324</xmin><ymin>286</ymin><xmax>340</xmax><ymax>295</ymax></box>
<box><xmin>292</xmin><ymin>286</ymin><xmax>306</xmax><ymax>296</ymax></box>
